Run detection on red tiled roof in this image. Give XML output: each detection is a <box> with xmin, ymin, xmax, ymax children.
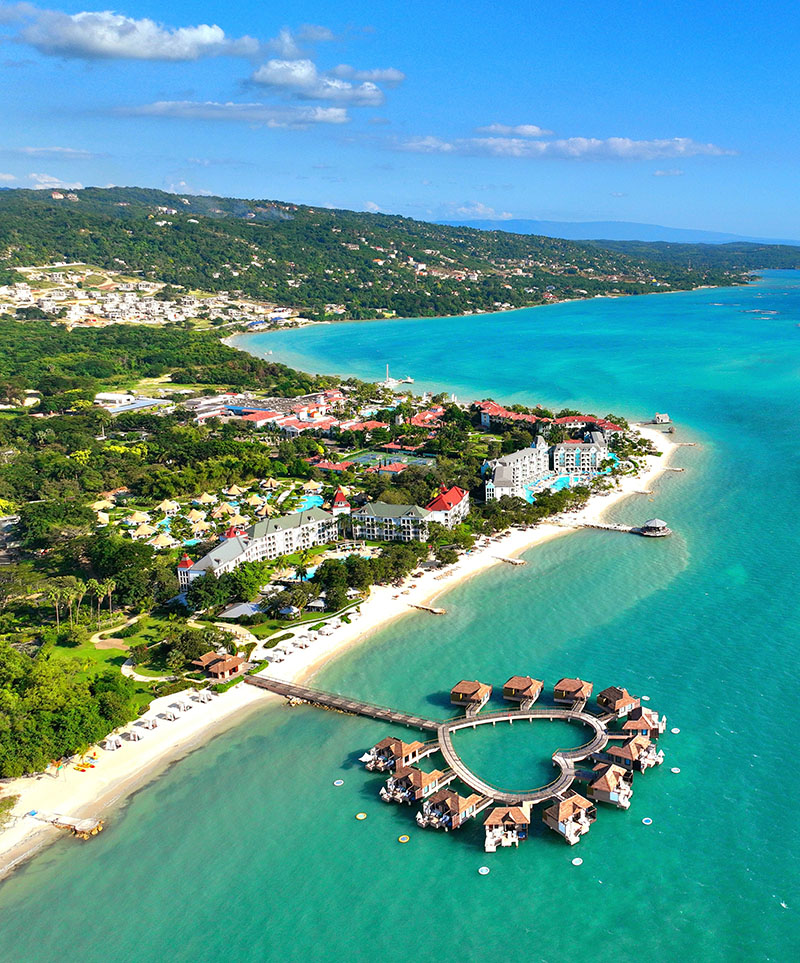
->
<box><xmin>425</xmin><ymin>485</ymin><xmax>468</xmax><ymax>512</ymax></box>
<box><xmin>177</xmin><ymin>553</ymin><xmax>194</xmax><ymax>569</ymax></box>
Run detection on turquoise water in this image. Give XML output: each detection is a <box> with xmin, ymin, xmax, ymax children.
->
<box><xmin>2</xmin><ymin>272</ymin><xmax>800</xmax><ymax>961</ymax></box>
<box><xmin>296</xmin><ymin>493</ymin><xmax>324</xmax><ymax>511</ymax></box>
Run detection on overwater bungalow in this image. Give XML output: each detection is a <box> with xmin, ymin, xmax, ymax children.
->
<box><xmin>502</xmin><ymin>675</ymin><xmax>544</xmax><ymax>706</ymax></box>
<box><xmin>597</xmin><ymin>686</ymin><xmax>640</xmax><ymax>718</ymax></box>
<box><xmin>360</xmin><ymin>737</ymin><xmax>427</xmax><ymax>772</ymax></box>
<box><xmin>621</xmin><ymin>705</ymin><xmax>667</xmax><ymax>739</ymax></box>
<box><xmin>585</xmin><ymin>763</ymin><xmax>634</xmax><ymax>809</ymax></box>
<box><xmin>416</xmin><ymin>789</ymin><xmax>484</xmax><ymax>830</ymax></box>
<box><xmin>553</xmin><ymin>677</ymin><xmax>593</xmax><ymax>705</ymax></box>
<box><xmin>484</xmin><ymin>804</ymin><xmax>532</xmax><ymax>851</ymax></box>
<box><xmin>543</xmin><ymin>791</ymin><xmax>597</xmax><ymax>845</ymax></box>
<box><xmin>450</xmin><ymin>679</ymin><xmax>492</xmax><ymax>714</ymax></box>
<box><xmin>379</xmin><ymin>766</ymin><xmax>448</xmax><ymax>804</ymax></box>
<box><xmin>600</xmin><ymin>734</ymin><xmax>664</xmax><ymax>772</ymax></box>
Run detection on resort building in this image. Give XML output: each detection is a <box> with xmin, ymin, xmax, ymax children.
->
<box><xmin>585</xmin><ymin>763</ymin><xmax>634</xmax><ymax>809</ymax></box>
<box><xmin>330</xmin><ymin>488</ymin><xmax>352</xmax><ymax>517</ymax></box>
<box><xmin>553</xmin><ymin>678</ymin><xmax>594</xmax><ymax>705</ymax></box>
<box><xmin>600</xmin><ymin>735</ymin><xmax>665</xmax><ymax>772</ymax></box>
<box><xmin>350</xmin><ymin>502</ymin><xmax>431</xmax><ymax>542</ymax></box>
<box><xmin>177</xmin><ymin>507</ymin><xmax>338</xmax><ymax>588</ymax></box>
<box><xmin>542</xmin><ymin>791</ymin><xmax>597</xmax><ymax>845</ymax></box>
<box><xmin>191</xmin><ymin>652</ymin><xmax>246</xmax><ymax>681</ymax></box>
<box><xmin>483</xmin><ymin>437</ymin><xmax>550</xmax><ymax>501</ymax></box>
<box><xmin>484</xmin><ymin>804</ymin><xmax>532</xmax><ymax>851</ymax></box>
<box><xmin>502</xmin><ymin>675</ymin><xmax>544</xmax><ymax>707</ymax></box>
<box><xmin>360</xmin><ymin>737</ymin><xmax>427</xmax><ymax>772</ymax></box>
<box><xmin>416</xmin><ymin>790</ymin><xmax>484</xmax><ymax>830</ymax></box>
<box><xmin>596</xmin><ymin>686</ymin><xmax>640</xmax><ymax>718</ymax></box>
<box><xmin>550</xmin><ymin>438</ymin><xmax>608</xmax><ymax>475</ymax></box>
<box><xmin>380</xmin><ymin>766</ymin><xmax>449</xmax><ymax>804</ymax></box>
<box><xmin>424</xmin><ymin>486</ymin><xmax>470</xmax><ymax>528</ymax></box>
<box><xmin>450</xmin><ymin>680</ymin><xmax>492</xmax><ymax>714</ymax></box>
<box><xmin>620</xmin><ymin>705</ymin><xmax>667</xmax><ymax>740</ymax></box>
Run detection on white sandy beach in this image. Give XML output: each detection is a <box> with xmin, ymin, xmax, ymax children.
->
<box><xmin>0</xmin><ymin>424</ymin><xmax>677</xmax><ymax>877</ymax></box>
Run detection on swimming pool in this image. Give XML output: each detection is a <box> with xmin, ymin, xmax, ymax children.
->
<box><xmin>297</xmin><ymin>494</ymin><xmax>324</xmax><ymax>511</ymax></box>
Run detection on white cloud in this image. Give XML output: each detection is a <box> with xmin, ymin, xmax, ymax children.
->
<box><xmin>653</xmin><ymin>168</ymin><xmax>685</xmax><ymax>176</ymax></box>
<box><xmin>476</xmin><ymin>123</ymin><xmax>552</xmax><ymax>137</ymax></box>
<box><xmin>331</xmin><ymin>63</ymin><xmax>405</xmax><ymax>87</ymax></box>
<box><xmin>11</xmin><ymin>145</ymin><xmax>95</xmax><ymax>158</ymax></box>
<box><xmin>400</xmin><ymin>133</ymin><xmax>733</xmax><ymax>161</ymax></box>
<box><xmin>125</xmin><ymin>100</ymin><xmax>349</xmax><ymax>127</ymax></box>
<box><xmin>0</xmin><ymin>172</ymin><xmax>16</xmax><ymax>181</ymax></box>
<box><xmin>17</xmin><ymin>8</ymin><xmax>259</xmax><ymax>61</ymax></box>
<box><xmin>251</xmin><ymin>58</ymin><xmax>386</xmax><ymax>106</ymax></box>
<box><xmin>297</xmin><ymin>24</ymin><xmax>336</xmax><ymax>43</ymax></box>
<box><xmin>27</xmin><ymin>172</ymin><xmax>83</xmax><ymax>189</ymax></box>
<box><xmin>364</xmin><ymin>200</ymin><xmax>381</xmax><ymax>212</ymax></box>
<box><xmin>452</xmin><ymin>201</ymin><xmax>513</xmax><ymax>220</ymax></box>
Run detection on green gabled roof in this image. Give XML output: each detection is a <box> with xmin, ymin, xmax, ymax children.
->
<box><xmin>353</xmin><ymin>502</ymin><xmax>431</xmax><ymax>520</ymax></box>
<box><xmin>248</xmin><ymin>506</ymin><xmax>334</xmax><ymax>538</ymax></box>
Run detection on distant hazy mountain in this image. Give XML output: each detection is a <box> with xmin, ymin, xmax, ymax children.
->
<box><xmin>439</xmin><ymin>218</ymin><xmax>800</xmax><ymax>246</ymax></box>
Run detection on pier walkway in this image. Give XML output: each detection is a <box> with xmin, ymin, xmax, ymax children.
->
<box><xmin>248</xmin><ymin>676</ymin><xmax>611</xmax><ymax>806</ymax></box>
<box><xmin>244</xmin><ymin>676</ymin><xmax>440</xmax><ymax>731</ymax></box>
<box><xmin>436</xmin><ymin>708</ymin><xmax>608</xmax><ymax>805</ymax></box>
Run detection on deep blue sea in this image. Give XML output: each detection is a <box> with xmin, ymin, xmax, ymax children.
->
<box><xmin>0</xmin><ymin>272</ymin><xmax>798</xmax><ymax>962</ymax></box>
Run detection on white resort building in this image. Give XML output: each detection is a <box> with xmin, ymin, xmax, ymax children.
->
<box><xmin>177</xmin><ymin>507</ymin><xmax>338</xmax><ymax>588</ymax></box>
<box><xmin>424</xmin><ymin>485</ymin><xmax>470</xmax><ymax>528</ymax></box>
<box><xmin>483</xmin><ymin>437</ymin><xmax>550</xmax><ymax>501</ymax></box>
<box><xmin>350</xmin><ymin>502</ymin><xmax>431</xmax><ymax>542</ymax></box>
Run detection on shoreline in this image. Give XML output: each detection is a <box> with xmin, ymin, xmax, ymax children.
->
<box><xmin>0</xmin><ymin>424</ymin><xmax>678</xmax><ymax>880</ymax></box>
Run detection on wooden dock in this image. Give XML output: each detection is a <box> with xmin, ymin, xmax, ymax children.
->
<box><xmin>244</xmin><ymin>676</ymin><xmax>440</xmax><ymax>731</ymax></box>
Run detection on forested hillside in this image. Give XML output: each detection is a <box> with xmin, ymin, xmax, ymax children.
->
<box><xmin>0</xmin><ymin>187</ymin><xmax>750</xmax><ymax>318</ymax></box>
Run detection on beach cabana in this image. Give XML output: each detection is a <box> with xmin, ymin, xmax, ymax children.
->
<box><xmin>91</xmin><ymin>498</ymin><xmax>115</xmax><ymax>511</ymax></box>
<box><xmin>148</xmin><ymin>532</ymin><xmax>178</xmax><ymax>549</ymax></box>
<box><xmin>244</xmin><ymin>493</ymin><xmax>264</xmax><ymax>507</ymax></box>
<box><xmin>261</xmin><ymin>477</ymin><xmax>280</xmax><ymax>490</ymax></box>
<box><xmin>195</xmin><ymin>492</ymin><xmax>217</xmax><ymax>505</ymax></box>
<box><xmin>225</xmin><ymin>483</ymin><xmax>248</xmax><ymax>497</ymax></box>
<box><xmin>156</xmin><ymin>499</ymin><xmax>180</xmax><ymax>515</ymax></box>
<box><xmin>255</xmin><ymin>502</ymin><xmax>276</xmax><ymax>517</ymax></box>
<box><xmin>186</xmin><ymin>508</ymin><xmax>206</xmax><ymax>523</ymax></box>
<box><xmin>227</xmin><ymin>512</ymin><xmax>249</xmax><ymax>526</ymax></box>
<box><xmin>212</xmin><ymin>502</ymin><xmax>236</xmax><ymax>519</ymax></box>
<box><xmin>191</xmin><ymin>521</ymin><xmax>211</xmax><ymax>535</ymax></box>
<box><xmin>143</xmin><ymin>717</ymin><xmax>158</xmax><ymax>729</ymax></box>
<box><xmin>126</xmin><ymin>511</ymin><xmax>150</xmax><ymax>525</ymax></box>
<box><xmin>132</xmin><ymin>523</ymin><xmax>157</xmax><ymax>539</ymax></box>
<box><xmin>302</xmin><ymin>480</ymin><xmax>323</xmax><ymax>492</ymax></box>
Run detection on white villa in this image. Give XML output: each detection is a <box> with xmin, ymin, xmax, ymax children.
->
<box><xmin>424</xmin><ymin>485</ymin><xmax>470</xmax><ymax>528</ymax></box>
<box><xmin>350</xmin><ymin>502</ymin><xmax>431</xmax><ymax>542</ymax></box>
<box><xmin>177</xmin><ymin>507</ymin><xmax>337</xmax><ymax>588</ymax></box>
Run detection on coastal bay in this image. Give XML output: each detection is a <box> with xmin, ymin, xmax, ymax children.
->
<box><xmin>0</xmin><ymin>272</ymin><xmax>798</xmax><ymax>961</ymax></box>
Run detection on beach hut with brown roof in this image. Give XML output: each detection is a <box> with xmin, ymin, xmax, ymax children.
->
<box><xmin>379</xmin><ymin>766</ymin><xmax>447</xmax><ymax>804</ymax></box>
<box><xmin>417</xmin><ymin>789</ymin><xmax>484</xmax><ymax>830</ymax></box>
<box><xmin>597</xmin><ymin>686</ymin><xmax>640</xmax><ymax>717</ymax></box>
<box><xmin>585</xmin><ymin>763</ymin><xmax>634</xmax><ymax>809</ymax></box>
<box><xmin>543</xmin><ymin>791</ymin><xmax>596</xmax><ymax>845</ymax></box>
<box><xmin>450</xmin><ymin>679</ymin><xmax>492</xmax><ymax>714</ymax></box>
<box><xmin>553</xmin><ymin>677</ymin><xmax>593</xmax><ymax>705</ymax></box>
<box><xmin>502</xmin><ymin>675</ymin><xmax>544</xmax><ymax>706</ymax></box>
<box><xmin>361</xmin><ymin>737</ymin><xmax>427</xmax><ymax>772</ymax></box>
<box><xmin>621</xmin><ymin>705</ymin><xmax>667</xmax><ymax>739</ymax></box>
<box><xmin>601</xmin><ymin>735</ymin><xmax>664</xmax><ymax>772</ymax></box>
<box><xmin>483</xmin><ymin>803</ymin><xmax>532</xmax><ymax>851</ymax></box>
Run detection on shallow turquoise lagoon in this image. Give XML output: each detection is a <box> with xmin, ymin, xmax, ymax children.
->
<box><xmin>1</xmin><ymin>272</ymin><xmax>799</xmax><ymax>961</ymax></box>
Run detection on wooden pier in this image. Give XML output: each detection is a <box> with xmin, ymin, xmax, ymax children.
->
<box><xmin>244</xmin><ymin>676</ymin><xmax>440</xmax><ymax>731</ymax></box>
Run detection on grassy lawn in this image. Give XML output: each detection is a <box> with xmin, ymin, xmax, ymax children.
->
<box><xmin>97</xmin><ymin>614</ymin><xmax>175</xmax><ymax>648</ymax></box>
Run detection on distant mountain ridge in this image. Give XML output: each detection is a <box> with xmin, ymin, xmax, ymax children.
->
<box><xmin>439</xmin><ymin>218</ymin><xmax>800</xmax><ymax>246</ymax></box>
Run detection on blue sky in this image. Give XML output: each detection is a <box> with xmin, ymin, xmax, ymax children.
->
<box><xmin>1</xmin><ymin>0</ymin><xmax>798</xmax><ymax>235</ymax></box>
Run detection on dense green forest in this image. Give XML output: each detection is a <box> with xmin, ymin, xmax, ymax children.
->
<box><xmin>0</xmin><ymin>320</ymin><xmax>325</xmax><ymax>410</ymax></box>
<box><xmin>0</xmin><ymin>187</ymin><xmax>751</xmax><ymax>317</ymax></box>
<box><xmin>590</xmin><ymin>239</ymin><xmax>800</xmax><ymax>270</ymax></box>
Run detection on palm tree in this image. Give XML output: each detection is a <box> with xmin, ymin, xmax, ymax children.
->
<box><xmin>294</xmin><ymin>547</ymin><xmax>313</xmax><ymax>583</ymax></box>
<box><xmin>74</xmin><ymin>579</ymin><xmax>87</xmax><ymax>621</ymax></box>
<box><xmin>47</xmin><ymin>586</ymin><xmax>62</xmax><ymax>628</ymax></box>
<box><xmin>86</xmin><ymin>579</ymin><xmax>102</xmax><ymax>622</ymax></box>
<box><xmin>102</xmin><ymin>579</ymin><xmax>116</xmax><ymax>618</ymax></box>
